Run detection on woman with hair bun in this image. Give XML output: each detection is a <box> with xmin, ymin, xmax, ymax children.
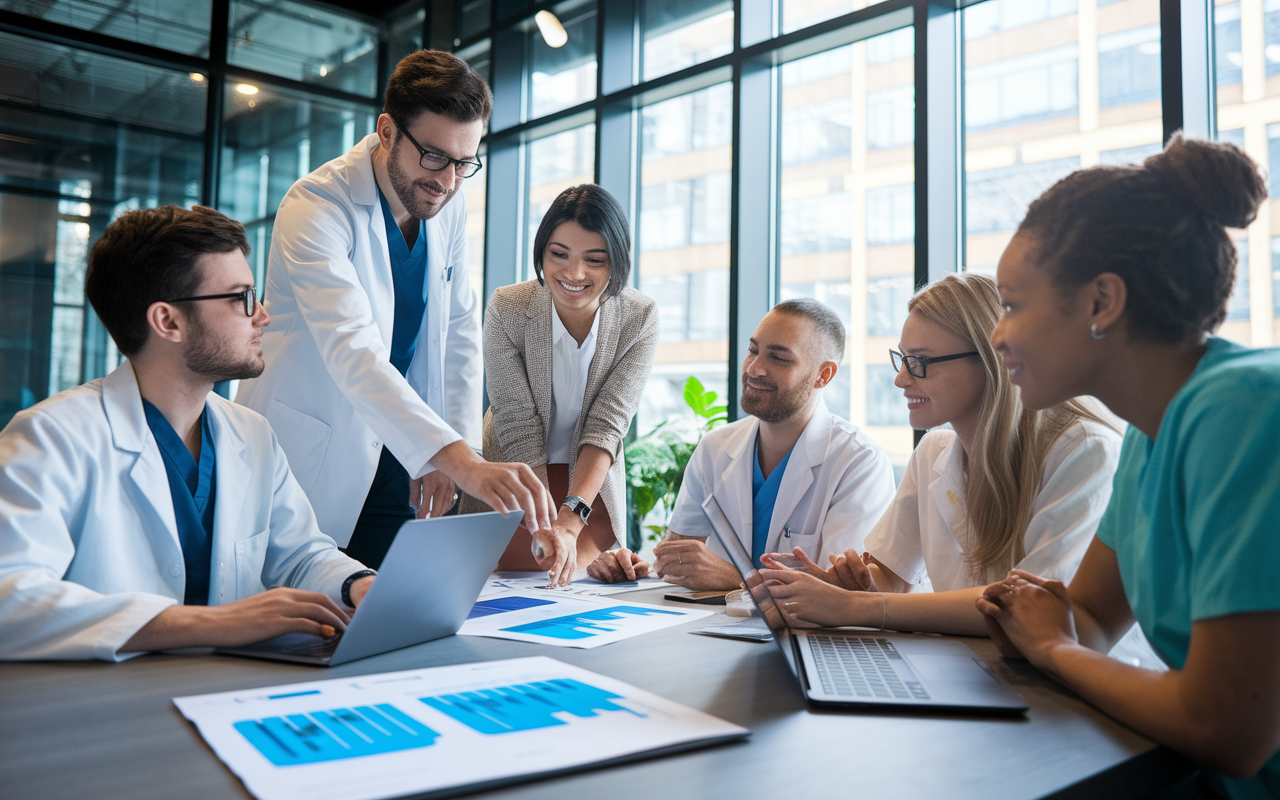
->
<box><xmin>762</xmin><ymin>273</ymin><xmax>1158</xmax><ymax>667</ymax></box>
<box><xmin>977</xmin><ymin>134</ymin><xmax>1280</xmax><ymax>797</ymax></box>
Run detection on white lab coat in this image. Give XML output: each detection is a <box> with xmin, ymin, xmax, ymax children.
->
<box><xmin>0</xmin><ymin>362</ymin><xmax>365</xmax><ymax>661</ymax></box>
<box><xmin>666</xmin><ymin>408</ymin><xmax>897</xmax><ymax>563</ymax></box>
<box><xmin>236</xmin><ymin>133</ymin><xmax>483</xmax><ymax>546</ymax></box>
<box><xmin>863</xmin><ymin>422</ymin><xmax>1121</xmax><ymax>590</ymax></box>
<box><xmin>862</xmin><ymin>422</ymin><xmax>1165</xmax><ymax>669</ymax></box>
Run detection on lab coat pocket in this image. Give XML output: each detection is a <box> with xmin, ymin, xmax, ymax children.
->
<box><xmin>235</xmin><ymin>529</ymin><xmax>271</xmax><ymax>598</ymax></box>
<box><xmin>266</xmin><ymin>400</ymin><xmax>331</xmax><ymax>494</ymax></box>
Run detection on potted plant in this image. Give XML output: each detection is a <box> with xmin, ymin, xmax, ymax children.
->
<box><xmin>624</xmin><ymin>377</ymin><xmax>727</xmax><ymax>551</ymax></box>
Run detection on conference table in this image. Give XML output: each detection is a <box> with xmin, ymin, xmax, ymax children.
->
<box><xmin>0</xmin><ymin>583</ymin><xmax>1189</xmax><ymax>800</ymax></box>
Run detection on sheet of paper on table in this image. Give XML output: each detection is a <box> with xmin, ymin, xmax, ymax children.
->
<box><xmin>459</xmin><ymin>591</ymin><xmax>712</xmax><ymax>649</ymax></box>
<box><xmin>478</xmin><ymin>571</ymin><xmax>667</xmax><ymax>599</ymax></box>
<box><xmin>173</xmin><ymin>656</ymin><xmax>748</xmax><ymax>800</ymax></box>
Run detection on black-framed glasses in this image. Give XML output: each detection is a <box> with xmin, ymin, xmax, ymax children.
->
<box><xmin>890</xmin><ymin>348</ymin><xmax>979</xmax><ymax>378</ymax></box>
<box><xmin>396</xmin><ymin>121</ymin><xmax>483</xmax><ymax>178</ymax></box>
<box><xmin>169</xmin><ymin>287</ymin><xmax>258</xmax><ymax>317</ymax></box>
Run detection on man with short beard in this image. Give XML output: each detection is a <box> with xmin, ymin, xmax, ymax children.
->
<box><xmin>587</xmin><ymin>299</ymin><xmax>897</xmax><ymax>591</ymax></box>
<box><xmin>0</xmin><ymin>205</ymin><xmax>375</xmax><ymax>660</ymax></box>
<box><xmin>236</xmin><ymin>50</ymin><xmax>560</xmax><ymax>578</ymax></box>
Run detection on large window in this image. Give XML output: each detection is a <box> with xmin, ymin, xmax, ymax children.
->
<box><xmin>777</xmin><ymin>28</ymin><xmax>915</xmax><ymax>467</ymax></box>
<box><xmin>636</xmin><ymin>84</ymin><xmax>732</xmax><ymax>431</ymax></box>
<box><xmin>523</xmin><ymin>126</ymin><xmax>596</xmax><ymax>280</ymax></box>
<box><xmin>1215</xmin><ymin>0</ymin><xmax>1280</xmax><ymax>347</ymax></box>
<box><xmin>964</xmin><ymin>0</ymin><xmax>1163</xmax><ymax>276</ymax></box>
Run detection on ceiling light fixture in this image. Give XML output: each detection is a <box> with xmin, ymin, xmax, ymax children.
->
<box><xmin>189</xmin><ymin>72</ymin><xmax>205</xmax><ymax>82</ymax></box>
<box><xmin>535</xmin><ymin>10</ymin><xmax>568</xmax><ymax>48</ymax></box>
<box><xmin>236</xmin><ymin>83</ymin><xmax>259</xmax><ymax>95</ymax></box>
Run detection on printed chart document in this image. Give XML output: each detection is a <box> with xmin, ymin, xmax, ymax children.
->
<box><xmin>174</xmin><ymin>656</ymin><xmax>748</xmax><ymax>800</ymax></box>
<box><xmin>479</xmin><ymin>571</ymin><xmax>665</xmax><ymax>599</ymax></box>
<box><xmin>459</xmin><ymin>591</ymin><xmax>712</xmax><ymax>649</ymax></box>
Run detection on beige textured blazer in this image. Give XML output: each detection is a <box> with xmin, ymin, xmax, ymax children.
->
<box><xmin>460</xmin><ymin>280</ymin><xmax>659</xmax><ymax>542</ymax></box>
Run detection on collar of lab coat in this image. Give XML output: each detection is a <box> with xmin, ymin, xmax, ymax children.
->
<box><xmin>103</xmin><ymin>361</ymin><xmax>253</xmax><ymax>601</ymax></box>
<box><xmin>926</xmin><ymin>431</ymin><xmax>969</xmax><ymax>540</ymax></box>
<box><xmin>714</xmin><ymin>405</ymin><xmax>834</xmax><ymax>552</ymax></box>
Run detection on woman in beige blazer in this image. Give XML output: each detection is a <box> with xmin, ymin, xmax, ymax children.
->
<box><xmin>463</xmin><ymin>184</ymin><xmax>658</xmax><ymax>580</ymax></box>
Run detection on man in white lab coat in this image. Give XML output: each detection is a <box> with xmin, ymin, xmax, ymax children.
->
<box><xmin>0</xmin><ymin>205</ymin><xmax>373</xmax><ymax>661</ymax></box>
<box><xmin>236</xmin><ymin>50</ymin><xmax>558</xmax><ymax>575</ymax></box>
<box><xmin>587</xmin><ymin>299</ymin><xmax>897</xmax><ymax>590</ymax></box>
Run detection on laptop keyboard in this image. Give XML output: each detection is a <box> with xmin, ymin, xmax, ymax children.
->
<box><xmin>809</xmin><ymin>636</ymin><xmax>930</xmax><ymax>700</ymax></box>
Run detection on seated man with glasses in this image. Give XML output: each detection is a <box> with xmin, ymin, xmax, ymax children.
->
<box><xmin>587</xmin><ymin>299</ymin><xmax>897</xmax><ymax>590</ymax></box>
<box><xmin>0</xmin><ymin>205</ymin><xmax>376</xmax><ymax>661</ymax></box>
<box><xmin>236</xmin><ymin>49</ymin><xmax>561</xmax><ymax>579</ymax></box>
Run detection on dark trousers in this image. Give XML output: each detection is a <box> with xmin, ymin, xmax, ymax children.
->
<box><xmin>343</xmin><ymin>447</ymin><xmax>414</xmax><ymax>570</ymax></box>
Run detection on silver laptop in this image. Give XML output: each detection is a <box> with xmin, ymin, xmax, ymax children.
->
<box><xmin>703</xmin><ymin>496</ymin><xmax>1028</xmax><ymax>714</ymax></box>
<box><xmin>218</xmin><ymin>511</ymin><xmax>522</xmax><ymax>666</ymax></box>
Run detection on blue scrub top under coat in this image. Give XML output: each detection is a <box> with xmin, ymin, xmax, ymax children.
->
<box><xmin>142</xmin><ymin>400</ymin><xmax>215</xmax><ymax>606</ymax></box>
<box><xmin>751</xmin><ymin>438</ymin><xmax>794</xmax><ymax>568</ymax></box>
<box><xmin>378</xmin><ymin>186</ymin><xmax>428</xmax><ymax>376</ymax></box>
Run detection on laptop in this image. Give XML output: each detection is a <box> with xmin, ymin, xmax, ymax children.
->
<box><xmin>703</xmin><ymin>496</ymin><xmax>1028</xmax><ymax>714</ymax></box>
<box><xmin>218</xmin><ymin>511</ymin><xmax>522</xmax><ymax>666</ymax></box>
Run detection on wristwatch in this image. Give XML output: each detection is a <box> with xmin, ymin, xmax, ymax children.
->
<box><xmin>561</xmin><ymin>495</ymin><xmax>592</xmax><ymax>525</ymax></box>
<box><xmin>341</xmin><ymin>569</ymin><xmax>377</xmax><ymax>607</ymax></box>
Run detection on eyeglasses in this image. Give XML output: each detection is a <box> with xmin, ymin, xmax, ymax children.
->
<box><xmin>169</xmin><ymin>287</ymin><xmax>258</xmax><ymax>317</ymax></box>
<box><xmin>396</xmin><ymin>121</ymin><xmax>483</xmax><ymax>178</ymax></box>
<box><xmin>890</xmin><ymin>348</ymin><xmax>979</xmax><ymax>378</ymax></box>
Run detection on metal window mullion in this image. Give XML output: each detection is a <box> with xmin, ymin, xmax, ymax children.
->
<box><xmin>1161</xmin><ymin>0</ymin><xmax>1215</xmax><ymax>141</ymax></box>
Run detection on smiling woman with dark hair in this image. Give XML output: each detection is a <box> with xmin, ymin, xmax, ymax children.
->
<box><xmin>460</xmin><ymin>184</ymin><xmax>659</xmax><ymax>583</ymax></box>
<box><xmin>976</xmin><ymin>134</ymin><xmax>1280</xmax><ymax>798</ymax></box>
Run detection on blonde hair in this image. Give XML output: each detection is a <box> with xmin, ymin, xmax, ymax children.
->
<box><xmin>907</xmin><ymin>274</ymin><xmax>1112</xmax><ymax>583</ymax></box>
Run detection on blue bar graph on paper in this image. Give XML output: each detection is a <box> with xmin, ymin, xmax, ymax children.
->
<box><xmin>421</xmin><ymin>679</ymin><xmax>645</xmax><ymax>734</ymax></box>
<box><xmin>467</xmin><ymin>596</ymin><xmax>555</xmax><ymax>619</ymax></box>
<box><xmin>501</xmin><ymin>606</ymin><xmax>682</xmax><ymax>640</ymax></box>
<box><xmin>234</xmin><ymin>704</ymin><xmax>440</xmax><ymax>766</ymax></box>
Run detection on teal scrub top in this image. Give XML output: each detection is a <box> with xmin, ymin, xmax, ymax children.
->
<box><xmin>751</xmin><ymin>438</ymin><xmax>793</xmax><ymax>568</ymax></box>
<box><xmin>1095</xmin><ymin>337</ymin><xmax>1280</xmax><ymax>799</ymax></box>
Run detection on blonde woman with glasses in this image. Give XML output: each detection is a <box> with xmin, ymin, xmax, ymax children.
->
<box><xmin>763</xmin><ymin>274</ymin><xmax>1152</xmax><ymax>662</ymax></box>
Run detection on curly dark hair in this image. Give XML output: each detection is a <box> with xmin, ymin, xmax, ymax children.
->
<box><xmin>1016</xmin><ymin>132</ymin><xmax>1267</xmax><ymax>344</ymax></box>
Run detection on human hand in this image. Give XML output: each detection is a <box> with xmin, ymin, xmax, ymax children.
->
<box><xmin>586</xmin><ymin>548</ymin><xmax>651</xmax><ymax>583</ymax></box>
<box><xmin>652</xmin><ymin>539</ymin><xmax>740</xmax><ymax>591</ymax></box>
<box><xmin>976</xmin><ymin>570</ymin><xmax>1078</xmax><ymax>665</ymax></box>
<box><xmin>759</xmin><ymin>568</ymin><xmax>864</xmax><ymax>628</ymax></box>
<box><xmin>434</xmin><ymin>444</ymin><xmax>554</xmax><ymax>532</ymax></box>
<box><xmin>122</xmin><ymin>588</ymin><xmax>353</xmax><ymax>652</ymax></box>
<box><xmin>410</xmin><ymin>472</ymin><xmax>457</xmax><ymax>519</ymax></box>
<box><xmin>531</xmin><ymin>508</ymin><xmax>582</xmax><ymax>587</ymax></box>
<box><xmin>825</xmin><ymin>550</ymin><xmax>879</xmax><ymax>592</ymax></box>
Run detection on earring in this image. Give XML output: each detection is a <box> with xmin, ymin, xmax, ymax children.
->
<box><xmin>1090</xmin><ymin>324</ymin><xmax>1106</xmax><ymax>341</ymax></box>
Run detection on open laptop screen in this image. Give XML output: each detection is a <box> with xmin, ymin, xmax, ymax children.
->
<box><xmin>701</xmin><ymin>495</ymin><xmax>802</xmax><ymax>680</ymax></box>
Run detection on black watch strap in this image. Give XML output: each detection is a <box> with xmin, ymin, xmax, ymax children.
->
<box><xmin>562</xmin><ymin>495</ymin><xmax>591</xmax><ymax>525</ymax></box>
<box><xmin>341</xmin><ymin>569</ymin><xmax>377</xmax><ymax>607</ymax></box>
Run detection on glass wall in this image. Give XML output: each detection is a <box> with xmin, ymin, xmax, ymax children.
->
<box><xmin>0</xmin><ymin>30</ymin><xmax>206</xmax><ymax>425</ymax></box>
<box><xmin>636</xmin><ymin>84</ymin><xmax>733</xmax><ymax>431</ymax></box>
<box><xmin>0</xmin><ymin>0</ymin><xmax>383</xmax><ymax>427</ymax></box>
<box><xmin>964</xmin><ymin>0</ymin><xmax>1163</xmax><ymax>277</ymax></box>
<box><xmin>777</xmin><ymin>27</ymin><xmax>916</xmax><ymax>467</ymax></box>
<box><xmin>1214</xmin><ymin>0</ymin><xmax>1280</xmax><ymax>347</ymax></box>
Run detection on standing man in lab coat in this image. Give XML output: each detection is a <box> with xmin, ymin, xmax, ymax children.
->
<box><xmin>0</xmin><ymin>205</ymin><xmax>373</xmax><ymax>661</ymax></box>
<box><xmin>237</xmin><ymin>51</ymin><xmax>558</xmax><ymax>574</ymax></box>
<box><xmin>586</xmin><ymin>299</ymin><xmax>897</xmax><ymax>589</ymax></box>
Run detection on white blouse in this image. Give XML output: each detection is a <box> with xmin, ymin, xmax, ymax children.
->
<box><xmin>545</xmin><ymin>305</ymin><xmax>599</xmax><ymax>464</ymax></box>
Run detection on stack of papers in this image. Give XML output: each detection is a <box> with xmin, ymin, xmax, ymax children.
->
<box><xmin>174</xmin><ymin>656</ymin><xmax>748</xmax><ymax>800</ymax></box>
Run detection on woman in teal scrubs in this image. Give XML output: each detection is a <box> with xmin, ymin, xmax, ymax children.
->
<box><xmin>977</xmin><ymin>133</ymin><xmax>1280</xmax><ymax>799</ymax></box>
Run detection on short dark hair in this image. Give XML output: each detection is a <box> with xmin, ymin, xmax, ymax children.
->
<box><xmin>1018</xmin><ymin>132</ymin><xmax>1267</xmax><ymax>344</ymax></box>
<box><xmin>532</xmin><ymin>184</ymin><xmax>632</xmax><ymax>298</ymax></box>
<box><xmin>84</xmin><ymin>205</ymin><xmax>249</xmax><ymax>356</ymax></box>
<box><xmin>772</xmin><ymin>298</ymin><xmax>846</xmax><ymax>365</ymax></box>
<box><xmin>384</xmin><ymin>50</ymin><xmax>493</xmax><ymax>128</ymax></box>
